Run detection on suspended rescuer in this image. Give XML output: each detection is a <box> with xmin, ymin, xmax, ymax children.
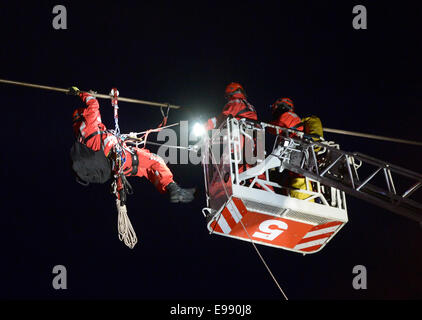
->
<box><xmin>69</xmin><ymin>86</ymin><xmax>195</xmax><ymax>204</ymax></box>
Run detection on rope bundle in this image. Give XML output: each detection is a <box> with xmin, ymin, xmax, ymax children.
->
<box><xmin>116</xmin><ymin>199</ymin><xmax>138</xmax><ymax>249</ymax></box>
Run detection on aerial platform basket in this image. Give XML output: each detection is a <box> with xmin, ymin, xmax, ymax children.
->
<box><xmin>201</xmin><ymin>118</ymin><xmax>348</xmax><ymax>254</ymax></box>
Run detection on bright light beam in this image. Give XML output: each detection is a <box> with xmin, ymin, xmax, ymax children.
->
<box><xmin>192</xmin><ymin>122</ymin><xmax>206</xmax><ymax>137</ymax></box>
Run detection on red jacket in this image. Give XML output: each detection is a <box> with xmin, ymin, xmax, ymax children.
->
<box><xmin>72</xmin><ymin>92</ymin><xmax>174</xmax><ymax>193</ymax></box>
<box><xmin>72</xmin><ymin>92</ymin><xmax>117</xmax><ymax>156</ymax></box>
<box><xmin>270</xmin><ymin>111</ymin><xmax>303</xmax><ymax>136</ymax></box>
<box><xmin>206</xmin><ymin>93</ymin><xmax>258</xmax><ymax>130</ymax></box>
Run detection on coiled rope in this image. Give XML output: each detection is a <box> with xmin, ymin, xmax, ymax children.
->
<box><xmin>116</xmin><ymin>199</ymin><xmax>138</xmax><ymax>249</ymax></box>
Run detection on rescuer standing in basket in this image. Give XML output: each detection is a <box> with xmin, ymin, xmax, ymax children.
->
<box><xmin>205</xmin><ymin>82</ymin><xmax>257</xmax><ymax>130</ymax></box>
<box><xmin>269</xmin><ymin>97</ymin><xmax>313</xmax><ymax>201</ymax></box>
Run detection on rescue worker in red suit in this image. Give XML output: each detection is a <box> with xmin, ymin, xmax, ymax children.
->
<box><xmin>204</xmin><ymin>83</ymin><xmax>271</xmax><ymax>191</ymax></box>
<box><xmin>269</xmin><ymin>98</ymin><xmax>313</xmax><ymax>201</ymax></box>
<box><xmin>206</xmin><ymin>82</ymin><xmax>258</xmax><ymax>166</ymax></box>
<box><xmin>269</xmin><ymin>98</ymin><xmax>303</xmax><ymax>136</ymax></box>
<box><xmin>70</xmin><ymin>86</ymin><xmax>195</xmax><ymax>204</ymax></box>
<box><xmin>205</xmin><ymin>82</ymin><xmax>257</xmax><ymax>130</ymax></box>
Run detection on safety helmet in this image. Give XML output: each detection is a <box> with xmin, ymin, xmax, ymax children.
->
<box><xmin>225</xmin><ymin>82</ymin><xmax>246</xmax><ymax>99</ymax></box>
<box><xmin>271</xmin><ymin>97</ymin><xmax>294</xmax><ymax>113</ymax></box>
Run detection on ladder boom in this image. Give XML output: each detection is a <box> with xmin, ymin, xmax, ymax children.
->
<box><xmin>236</xmin><ymin>119</ymin><xmax>422</xmax><ymax>222</ymax></box>
<box><xmin>269</xmin><ymin>129</ymin><xmax>422</xmax><ymax>222</ymax></box>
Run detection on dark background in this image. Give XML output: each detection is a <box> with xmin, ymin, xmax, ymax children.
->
<box><xmin>0</xmin><ymin>1</ymin><xmax>421</xmax><ymax>301</ymax></box>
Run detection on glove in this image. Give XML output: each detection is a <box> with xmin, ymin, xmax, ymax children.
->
<box><xmin>205</xmin><ymin>117</ymin><xmax>217</xmax><ymax>131</ymax></box>
<box><xmin>67</xmin><ymin>86</ymin><xmax>80</xmax><ymax>96</ymax></box>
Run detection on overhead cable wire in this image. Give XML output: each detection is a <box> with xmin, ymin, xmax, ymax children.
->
<box><xmin>0</xmin><ymin>78</ymin><xmax>181</xmax><ymax>109</ymax></box>
<box><xmin>322</xmin><ymin>128</ymin><xmax>422</xmax><ymax>146</ymax></box>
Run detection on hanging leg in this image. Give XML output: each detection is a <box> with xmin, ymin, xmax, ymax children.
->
<box><xmin>127</xmin><ymin>147</ymin><xmax>195</xmax><ymax>203</ymax></box>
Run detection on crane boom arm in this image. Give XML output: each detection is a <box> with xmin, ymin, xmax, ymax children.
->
<box><xmin>278</xmin><ymin>136</ymin><xmax>422</xmax><ymax>222</ymax></box>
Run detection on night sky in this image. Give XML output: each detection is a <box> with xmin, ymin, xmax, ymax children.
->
<box><xmin>0</xmin><ymin>1</ymin><xmax>421</xmax><ymax>304</ymax></box>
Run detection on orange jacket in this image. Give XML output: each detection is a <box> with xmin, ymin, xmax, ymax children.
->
<box><xmin>72</xmin><ymin>92</ymin><xmax>174</xmax><ymax>193</ymax></box>
<box><xmin>269</xmin><ymin>111</ymin><xmax>303</xmax><ymax>136</ymax></box>
<box><xmin>206</xmin><ymin>94</ymin><xmax>257</xmax><ymax>130</ymax></box>
<box><xmin>72</xmin><ymin>92</ymin><xmax>118</xmax><ymax>156</ymax></box>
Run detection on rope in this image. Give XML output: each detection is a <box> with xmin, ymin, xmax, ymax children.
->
<box><xmin>207</xmin><ymin>139</ymin><xmax>288</xmax><ymax>300</ymax></box>
<box><xmin>323</xmin><ymin>127</ymin><xmax>422</xmax><ymax>146</ymax></box>
<box><xmin>263</xmin><ymin>121</ymin><xmax>422</xmax><ymax>146</ymax></box>
<box><xmin>5</xmin><ymin>78</ymin><xmax>421</xmax><ymax>146</ymax></box>
<box><xmin>116</xmin><ymin>199</ymin><xmax>138</xmax><ymax>249</ymax></box>
<box><xmin>143</xmin><ymin>141</ymin><xmax>194</xmax><ymax>150</ymax></box>
<box><xmin>130</xmin><ymin>120</ymin><xmax>179</xmax><ymax>150</ymax></box>
<box><xmin>111</xmin><ymin>88</ymin><xmax>120</xmax><ymax>135</ymax></box>
<box><xmin>128</xmin><ymin>122</ymin><xmax>180</xmax><ymax>137</ymax></box>
<box><xmin>0</xmin><ymin>78</ymin><xmax>181</xmax><ymax>109</ymax></box>
<box><xmin>238</xmin><ymin>219</ymin><xmax>289</xmax><ymax>300</ymax></box>
<box><xmin>159</xmin><ymin>105</ymin><xmax>170</xmax><ymax>128</ymax></box>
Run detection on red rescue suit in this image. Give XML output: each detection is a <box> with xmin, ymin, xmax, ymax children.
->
<box><xmin>72</xmin><ymin>92</ymin><xmax>174</xmax><ymax>194</ymax></box>
<box><xmin>206</xmin><ymin>92</ymin><xmax>257</xmax><ymax>130</ymax></box>
<box><xmin>205</xmin><ymin>91</ymin><xmax>269</xmax><ymax>190</ymax></box>
<box><xmin>269</xmin><ymin>109</ymin><xmax>314</xmax><ymax>200</ymax></box>
<box><xmin>205</xmin><ymin>92</ymin><xmax>258</xmax><ymax>166</ymax></box>
<box><xmin>269</xmin><ymin>111</ymin><xmax>303</xmax><ymax>137</ymax></box>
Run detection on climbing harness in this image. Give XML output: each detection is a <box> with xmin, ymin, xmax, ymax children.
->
<box><xmin>105</xmin><ymin>89</ymin><xmax>179</xmax><ymax>249</ymax></box>
<box><xmin>105</xmin><ymin>88</ymin><xmax>138</xmax><ymax>249</ymax></box>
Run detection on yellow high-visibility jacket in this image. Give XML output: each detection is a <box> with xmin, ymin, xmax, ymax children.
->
<box><xmin>302</xmin><ymin>115</ymin><xmax>323</xmax><ymax>141</ymax></box>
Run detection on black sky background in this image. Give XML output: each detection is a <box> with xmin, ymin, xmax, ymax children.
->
<box><xmin>0</xmin><ymin>1</ymin><xmax>421</xmax><ymax>301</ymax></box>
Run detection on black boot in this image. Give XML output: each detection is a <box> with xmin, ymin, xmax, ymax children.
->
<box><xmin>166</xmin><ymin>182</ymin><xmax>196</xmax><ymax>203</ymax></box>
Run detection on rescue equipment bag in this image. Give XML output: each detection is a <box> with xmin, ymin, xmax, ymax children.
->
<box><xmin>302</xmin><ymin>115</ymin><xmax>323</xmax><ymax>140</ymax></box>
<box><xmin>70</xmin><ymin>139</ymin><xmax>112</xmax><ymax>185</ymax></box>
